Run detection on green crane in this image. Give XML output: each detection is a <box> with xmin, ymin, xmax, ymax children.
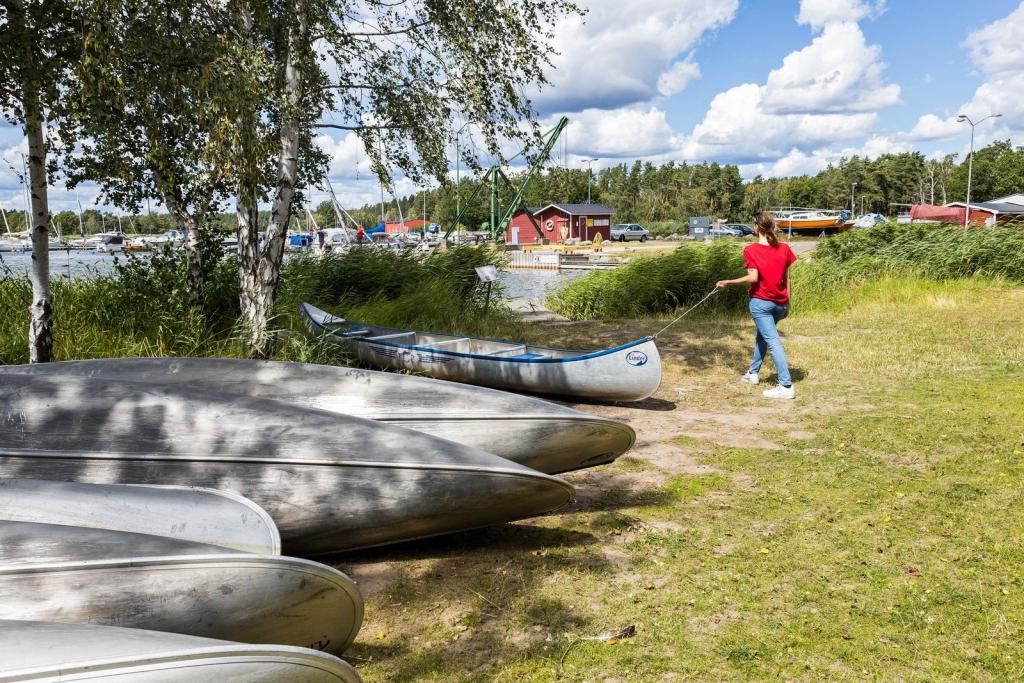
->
<box><xmin>444</xmin><ymin>116</ymin><xmax>569</xmax><ymax>242</ymax></box>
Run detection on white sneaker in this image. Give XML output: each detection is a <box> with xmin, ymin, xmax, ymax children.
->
<box><xmin>740</xmin><ymin>372</ymin><xmax>759</xmax><ymax>385</ymax></box>
<box><xmin>763</xmin><ymin>385</ymin><xmax>795</xmax><ymax>400</ymax></box>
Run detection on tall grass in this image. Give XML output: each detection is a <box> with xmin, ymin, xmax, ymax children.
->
<box><xmin>546</xmin><ymin>240</ymin><xmax>748</xmax><ymax>320</ymax></box>
<box><xmin>546</xmin><ymin>223</ymin><xmax>1024</xmax><ymax>320</ymax></box>
<box><xmin>0</xmin><ymin>244</ymin><xmax>513</xmax><ymax>365</ymax></box>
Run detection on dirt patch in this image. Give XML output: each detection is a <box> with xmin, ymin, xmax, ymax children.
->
<box><xmin>344</xmin><ymin>560</ymin><xmax>407</xmax><ymax>597</ymax></box>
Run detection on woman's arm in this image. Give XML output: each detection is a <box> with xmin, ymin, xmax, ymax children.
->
<box><xmin>717</xmin><ymin>268</ymin><xmax>758</xmax><ymax>289</ymax></box>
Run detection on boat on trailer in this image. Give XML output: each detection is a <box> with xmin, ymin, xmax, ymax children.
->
<box><xmin>770</xmin><ymin>208</ymin><xmax>847</xmax><ymax>234</ymax></box>
<box><xmin>0</xmin><ymin>521</ymin><xmax>363</xmax><ymax>654</ymax></box>
<box><xmin>0</xmin><ymin>358</ymin><xmax>636</xmax><ymax>474</ymax></box>
<box><xmin>0</xmin><ymin>620</ymin><xmax>361</xmax><ymax>682</ymax></box>
<box><xmin>301</xmin><ymin>302</ymin><xmax>662</xmax><ymax>402</ymax></box>
<box><xmin>0</xmin><ymin>373</ymin><xmax>574</xmax><ymax>555</ymax></box>
<box><xmin>0</xmin><ymin>478</ymin><xmax>280</xmax><ymax>554</ymax></box>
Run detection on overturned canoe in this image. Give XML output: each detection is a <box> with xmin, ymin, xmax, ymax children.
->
<box><xmin>301</xmin><ymin>302</ymin><xmax>663</xmax><ymax>402</ymax></box>
<box><xmin>0</xmin><ymin>521</ymin><xmax>363</xmax><ymax>654</ymax></box>
<box><xmin>0</xmin><ymin>357</ymin><xmax>635</xmax><ymax>474</ymax></box>
<box><xmin>0</xmin><ymin>478</ymin><xmax>280</xmax><ymax>554</ymax></box>
<box><xmin>0</xmin><ymin>620</ymin><xmax>361</xmax><ymax>682</ymax></box>
<box><xmin>0</xmin><ymin>374</ymin><xmax>574</xmax><ymax>554</ymax></box>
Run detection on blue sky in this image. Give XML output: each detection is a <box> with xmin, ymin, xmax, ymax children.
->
<box><xmin>3</xmin><ymin>0</ymin><xmax>1023</xmax><ymax>214</ymax></box>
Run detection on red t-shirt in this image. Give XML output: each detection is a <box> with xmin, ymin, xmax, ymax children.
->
<box><xmin>743</xmin><ymin>242</ymin><xmax>797</xmax><ymax>304</ymax></box>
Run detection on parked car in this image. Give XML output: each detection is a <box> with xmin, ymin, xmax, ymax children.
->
<box><xmin>709</xmin><ymin>225</ymin><xmax>742</xmax><ymax>238</ymax></box>
<box><xmin>723</xmin><ymin>223</ymin><xmax>755</xmax><ymax>236</ymax></box>
<box><xmin>610</xmin><ymin>224</ymin><xmax>650</xmax><ymax>242</ymax></box>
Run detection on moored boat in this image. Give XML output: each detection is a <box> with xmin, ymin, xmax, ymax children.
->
<box><xmin>0</xmin><ymin>620</ymin><xmax>361</xmax><ymax>682</ymax></box>
<box><xmin>0</xmin><ymin>373</ymin><xmax>575</xmax><ymax>554</ymax></box>
<box><xmin>301</xmin><ymin>302</ymin><xmax>662</xmax><ymax>402</ymax></box>
<box><xmin>0</xmin><ymin>521</ymin><xmax>363</xmax><ymax>653</ymax></box>
<box><xmin>0</xmin><ymin>358</ymin><xmax>636</xmax><ymax>474</ymax></box>
<box><xmin>0</xmin><ymin>478</ymin><xmax>280</xmax><ymax>554</ymax></box>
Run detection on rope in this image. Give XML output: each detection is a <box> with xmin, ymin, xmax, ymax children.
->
<box><xmin>652</xmin><ymin>287</ymin><xmax>720</xmax><ymax>338</ymax></box>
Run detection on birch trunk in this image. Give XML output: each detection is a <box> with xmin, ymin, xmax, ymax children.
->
<box><xmin>161</xmin><ymin>191</ymin><xmax>204</xmax><ymax>311</ymax></box>
<box><xmin>237</xmin><ymin>2</ymin><xmax>305</xmax><ymax>357</ymax></box>
<box><xmin>24</xmin><ymin>89</ymin><xmax>52</xmax><ymax>363</ymax></box>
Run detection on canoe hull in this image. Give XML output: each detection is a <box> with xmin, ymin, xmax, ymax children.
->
<box><xmin>0</xmin><ymin>374</ymin><xmax>575</xmax><ymax>555</ymax></box>
<box><xmin>0</xmin><ymin>522</ymin><xmax>363</xmax><ymax>654</ymax></box>
<box><xmin>0</xmin><ymin>621</ymin><xmax>361</xmax><ymax>682</ymax></box>
<box><xmin>0</xmin><ymin>478</ymin><xmax>280</xmax><ymax>554</ymax></box>
<box><xmin>353</xmin><ymin>336</ymin><xmax>662</xmax><ymax>402</ymax></box>
<box><xmin>302</xmin><ymin>302</ymin><xmax>662</xmax><ymax>401</ymax></box>
<box><xmin>0</xmin><ymin>358</ymin><xmax>636</xmax><ymax>474</ymax></box>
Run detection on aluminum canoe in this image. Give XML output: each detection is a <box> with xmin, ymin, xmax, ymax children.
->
<box><xmin>0</xmin><ymin>478</ymin><xmax>280</xmax><ymax>554</ymax></box>
<box><xmin>301</xmin><ymin>302</ymin><xmax>662</xmax><ymax>402</ymax></box>
<box><xmin>0</xmin><ymin>357</ymin><xmax>636</xmax><ymax>474</ymax></box>
<box><xmin>0</xmin><ymin>521</ymin><xmax>363</xmax><ymax>654</ymax></box>
<box><xmin>0</xmin><ymin>373</ymin><xmax>575</xmax><ymax>554</ymax></box>
<box><xmin>0</xmin><ymin>620</ymin><xmax>361</xmax><ymax>682</ymax></box>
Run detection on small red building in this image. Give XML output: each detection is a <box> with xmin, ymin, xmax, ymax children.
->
<box><xmin>384</xmin><ymin>219</ymin><xmax>430</xmax><ymax>234</ymax></box>
<box><xmin>506</xmin><ymin>204</ymin><xmax>615</xmax><ymax>245</ymax></box>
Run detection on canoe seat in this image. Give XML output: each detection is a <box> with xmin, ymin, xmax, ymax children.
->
<box><xmin>339</xmin><ymin>329</ymin><xmax>371</xmax><ymax>337</ymax></box>
<box><xmin>506</xmin><ymin>353</ymin><xmax>545</xmax><ymax>360</ymax></box>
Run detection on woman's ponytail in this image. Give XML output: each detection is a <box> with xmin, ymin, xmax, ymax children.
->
<box><xmin>754</xmin><ymin>212</ymin><xmax>779</xmax><ymax>247</ymax></box>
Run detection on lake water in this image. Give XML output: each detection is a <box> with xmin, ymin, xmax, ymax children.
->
<box><xmin>0</xmin><ymin>250</ymin><xmax>587</xmax><ymax>300</ymax></box>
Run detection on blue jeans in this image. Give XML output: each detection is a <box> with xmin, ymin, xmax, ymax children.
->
<box><xmin>748</xmin><ymin>298</ymin><xmax>791</xmax><ymax>386</ymax></box>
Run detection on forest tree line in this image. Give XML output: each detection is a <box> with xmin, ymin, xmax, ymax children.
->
<box><xmin>344</xmin><ymin>140</ymin><xmax>1024</xmax><ymax>230</ymax></box>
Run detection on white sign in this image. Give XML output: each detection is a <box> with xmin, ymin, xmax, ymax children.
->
<box><xmin>475</xmin><ymin>265</ymin><xmax>499</xmax><ymax>283</ymax></box>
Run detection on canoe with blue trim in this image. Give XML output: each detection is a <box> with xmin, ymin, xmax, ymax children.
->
<box><xmin>0</xmin><ymin>357</ymin><xmax>635</xmax><ymax>474</ymax></box>
<box><xmin>0</xmin><ymin>620</ymin><xmax>362</xmax><ymax>682</ymax></box>
<box><xmin>301</xmin><ymin>302</ymin><xmax>662</xmax><ymax>402</ymax></box>
<box><xmin>0</xmin><ymin>373</ymin><xmax>575</xmax><ymax>555</ymax></box>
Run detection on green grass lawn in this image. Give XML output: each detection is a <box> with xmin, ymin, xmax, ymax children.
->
<box><xmin>342</xmin><ymin>277</ymin><xmax>1024</xmax><ymax>681</ymax></box>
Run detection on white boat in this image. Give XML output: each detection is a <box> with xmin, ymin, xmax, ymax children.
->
<box><xmin>301</xmin><ymin>302</ymin><xmax>662</xmax><ymax>402</ymax></box>
<box><xmin>1</xmin><ymin>358</ymin><xmax>636</xmax><ymax>474</ymax></box>
<box><xmin>0</xmin><ymin>521</ymin><xmax>363</xmax><ymax>654</ymax></box>
<box><xmin>0</xmin><ymin>620</ymin><xmax>361</xmax><ymax>682</ymax></box>
<box><xmin>0</xmin><ymin>478</ymin><xmax>280</xmax><ymax>554</ymax></box>
<box><xmin>0</xmin><ymin>373</ymin><xmax>575</xmax><ymax>555</ymax></box>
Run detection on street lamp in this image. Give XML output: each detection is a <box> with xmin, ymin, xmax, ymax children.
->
<box><xmin>584</xmin><ymin>158</ymin><xmax>598</xmax><ymax>204</ymax></box>
<box><xmin>956</xmin><ymin>113</ymin><xmax>1002</xmax><ymax>227</ymax></box>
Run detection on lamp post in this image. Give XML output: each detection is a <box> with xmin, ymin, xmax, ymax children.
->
<box><xmin>583</xmin><ymin>158</ymin><xmax>599</xmax><ymax>204</ymax></box>
<box><xmin>956</xmin><ymin>113</ymin><xmax>1002</xmax><ymax>227</ymax></box>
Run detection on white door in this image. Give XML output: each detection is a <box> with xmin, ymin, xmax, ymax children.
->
<box><xmin>511</xmin><ymin>227</ymin><xmax>520</xmax><ymax>245</ymax></box>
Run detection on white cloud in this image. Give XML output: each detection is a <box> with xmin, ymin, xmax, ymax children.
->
<box><xmin>532</xmin><ymin>0</ymin><xmax>737</xmax><ymax>113</ymax></box>
<box><xmin>964</xmin><ymin>3</ymin><xmax>1024</xmax><ymax>78</ymax></box>
<box><xmin>762</xmin><ymin>22</ymin><xmax>900</xmax><ymax>114</ymax></box>
<box><xmin>657</xmin><ymin>57</ymin><xmax>701</xmax><ymax>97</ymax></box>
<box><xmin>796</xmin><ymin>0</ymin><xmax>884</xmax><ymax>30</ymax></box>
<box><xmin>908</xmin><ymin>4</ymin><xmax>1024</xmax><ymax>146</ymax></box>
<box><xmin>560</xmin><ymin>106</ymin><xmax>678</xmax><ymax>158</ymax></box>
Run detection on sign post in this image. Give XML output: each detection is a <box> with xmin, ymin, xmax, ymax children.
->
<box><xmin>475</xmin><ymin>265</ymin><xmax>499</xmax><ymax>314</ymax></box>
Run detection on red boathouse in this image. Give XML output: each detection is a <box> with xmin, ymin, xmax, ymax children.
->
<box><xmin>505</xmin><ymin>204</ymin><xmax>615</xmax><ymax>245</ymax></box>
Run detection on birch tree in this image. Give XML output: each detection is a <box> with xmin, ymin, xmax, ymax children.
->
<box><xmin>0</xmin><ymin>0</ymin><xmax>77</xmax><ymax>362</ymax></box>
<box><xmin>213</xmin><ymin>0</ymin><xmax>578</xmax><ymax>355</ymax></box>
<box><xmin>66</xmin><ymin>0</ymin><xmax>236</xmax><ymax>310</ymax></box>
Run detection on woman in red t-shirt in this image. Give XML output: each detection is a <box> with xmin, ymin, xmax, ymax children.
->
<box><xmin>716</xmin><ymin>212</ymin><xmax>797</xmax><ymax>399</ymax></box>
